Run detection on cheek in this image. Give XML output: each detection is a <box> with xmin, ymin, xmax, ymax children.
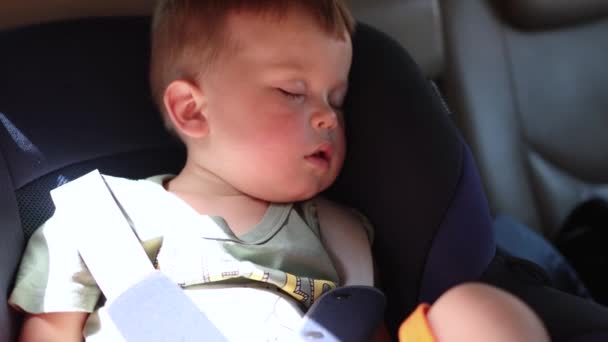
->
<box><xmin>260</xmin><ymin>126</ymin><xmax>308</xmax><ymax>161</ymax></box>
<box><xmin>334</xmin><ymin>130</ymin><xmax>347</xmax><ymax>165</ymax></box>
<box><xmin>212</xmin><ymin>93</ymin><xmax>311</xmax><ymax>155</ymax></box>
<box><xmin>247</xmin><ymin>108</ymin><xmax>308</xmax><ymax>145</ymax></box>
<box><xmin>226</xmin><ymin>118</ymin><xmax>308</xmax><ymax>167</ymax></box>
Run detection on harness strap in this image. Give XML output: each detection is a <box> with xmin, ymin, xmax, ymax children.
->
<box><xmin>50</xmin><ymin>170</ymin><xmax>227</xmax><ymax>341</ymax></box>
<box><xmin>50</xmin><ymin>170</ymin><xmax>386</xmax><ymax>341</ymax></box>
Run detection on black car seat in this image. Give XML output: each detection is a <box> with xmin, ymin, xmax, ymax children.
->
<box><xmin>1</xmin><ymin>15</ymin><xmax>608</xmax><ymax>342</ymax></box>
<box><xmin>0</xmin><ymin>18</ymin><xmax>185</xmax><ymax>341</ymax></box>
<box><xmin>441</xmin><ymin>0</ymin><xmax>608</xmax><ymax>303</ymax></box>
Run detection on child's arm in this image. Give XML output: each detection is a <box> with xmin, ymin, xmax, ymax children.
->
<box><xmin>314</xmin><ymin>197</ymin><xmax>374</xmax><ymax>286</ymax></box>
<box><xmin>20</xmin><ymin>312</ymin><xmax>88</xmax><ymax>342</ymax></box>
<box><xmin>9</xmin><ymin>214</ymin><xmax>101</xmax><ymax>341</ymax></box>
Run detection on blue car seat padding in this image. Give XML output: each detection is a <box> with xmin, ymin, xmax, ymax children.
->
<box><xmin>303</xmin><ymin>286</ymin><xmax>386</xmax><ymax>342</ymax></box>
<box><xmin>419</xmin><ymin>144</ymin><xmax>495</xmax><ymax>304</ymax></box>
<box><xmin>0</xmin><ymin>143</ymin><xmax>23</xmax><ymax>342</ymax></box>
<box><xmin>2</xmin><ymin>16</ymin><xmax>608</xmax><ymax>342</ymax></box>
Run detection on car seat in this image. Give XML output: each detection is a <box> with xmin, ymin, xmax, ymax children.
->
<box><xmin>441</xmin><ymin>0</ymin><xmax>608</xmax><ymax>306</ymax></box>
<box><xmin>441</xmin><ymin>0</ymin><xmax>608</xmax><ymax>240</ymax></box>
<box><xmin>1</xmin><ymin>16</ymin><xmax>608</xmax><ymax>342</ymax></box>
<box><xmin>349</xmin><ymin>0</ymin><xmax>444</xmax><ymax>80</ymax></box>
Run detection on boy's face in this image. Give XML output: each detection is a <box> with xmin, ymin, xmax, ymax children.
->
<box><xmin>193</xmin><ymin>8</ymin><xmax>352</xmax><ymax>202</ymax></box>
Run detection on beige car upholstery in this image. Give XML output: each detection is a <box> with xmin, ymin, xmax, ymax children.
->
<box><xmin>442</xmin><ymin>0</ymin><xmax>608</xmax><ymax>239</ymax></box>
<box><xmin>349</xmin><ymin>0</ymin><xmax>444</xmax><ymax>79</ymax></box>
<box><xmin>497</xmin><ymin>0</ymin><xmax>608</xmax><ymax>30</ymax></box>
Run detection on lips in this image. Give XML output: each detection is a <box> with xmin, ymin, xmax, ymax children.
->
<box><xmin>305</xmin><ymin>143</ymin><xmax>333</xmax><ymax>170</ymax></box>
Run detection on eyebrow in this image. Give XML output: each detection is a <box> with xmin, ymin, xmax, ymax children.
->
<box><xmin>263</xmin><ymin>58</ymin><xmax>306</xmax><ymax>71</ymax></box>
<box><xmin>262</xmin><ymin>58</ymin><xmax>350</xmax><ymax>91</ymax></box>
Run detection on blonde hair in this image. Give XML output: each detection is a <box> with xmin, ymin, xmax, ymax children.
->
<box><xmin>149</xmin><ymin>0</ymin><xmax>355</xmax><ymax>124</ymax></box>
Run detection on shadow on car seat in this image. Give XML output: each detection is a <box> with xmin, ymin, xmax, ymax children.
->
<box><xmin>442</xmin><ymin>0</ymin><xmax>608</xmax><ymax>239</ymax></box>
<box><xmin>442</xmin><ymin>0</ymin><xmax>608</xmax><ymax>254</ymax></box>
<box><xmin>1</xmin><ymin>17</ymin><xmax>608</xmax><ymax>342</ymax></box>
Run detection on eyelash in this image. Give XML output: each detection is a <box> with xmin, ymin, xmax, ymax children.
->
<box><xmin>278</xmin><ymin>88</ymin><xmax>305</xmax><ymax>101</ymax></box>
<box><xmin>331</xmin><ymin>102</ymin><xmax>344</xmax><ymax>112</ymax></box>
<box><xmin>278</xmin><ymin>88</ymin><xmax>344</xmax><ymax>112</ymax></box>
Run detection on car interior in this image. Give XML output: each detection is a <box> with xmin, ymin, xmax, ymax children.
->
<box><xmin>1</xmin><ymin>0</ymin><xmax>608</xmax><ymax>341</ymax></box>
<box><xmin>442</xmin><ymin>0</ymin><xmax>608</xmax><ymax>304</ymax></box>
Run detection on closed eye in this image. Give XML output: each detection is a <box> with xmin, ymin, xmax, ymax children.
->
<box><xmin>330</xmin><ymin>102</ymin><xmax>344</xmax><ymax>113</ymax></box>
<box><xmin>330</xmin><ymin>89</ymin><xmax>347</xmax><ymax>113</ymax></box>
<box><xmin>278</xmin><ymin>88</ymin><xmax>305</xmax><ymax>102</ymax></box>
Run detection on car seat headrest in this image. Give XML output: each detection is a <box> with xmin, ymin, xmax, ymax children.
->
<box><xmin>0</xmin><ymin>0</ymin><xmax>445</xmax><ymax>79</ymax></box>
<box><xmin>494</xmin><ymin>0</ymin><xmax>608</xmax><ymax>30</ymax></box>
<box><xmin>350</xmin><ymin>0</ymin><xmax>444</xmax><ymax>79</ymax></box>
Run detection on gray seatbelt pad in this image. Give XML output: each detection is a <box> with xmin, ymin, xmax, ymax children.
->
<box><xmin>50</xmin><ymin>170</ymin><xmax>227</xmax><ymax>341</ymax></box>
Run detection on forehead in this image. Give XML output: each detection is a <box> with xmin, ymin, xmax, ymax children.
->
<box><xmin>222</xmin><ymin>8</ymin><xmax>352</xmax><ymax>74</ymax></box>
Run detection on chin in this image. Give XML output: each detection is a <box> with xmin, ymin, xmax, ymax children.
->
<box><xmin>292</xmin><ymin>183</ymin><xmax>331</xmax><ymax>202</ymax></box>
<box><xmin>269</xmin><ymin>185</ymin><xmax>326</xmax><ymax>203</ymax></box>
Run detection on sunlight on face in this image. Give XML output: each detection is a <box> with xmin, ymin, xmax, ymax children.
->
<box><xmin>194</xmin><ymin>7</ymin><xmax>353</xmax><ymax>202</ymax></box>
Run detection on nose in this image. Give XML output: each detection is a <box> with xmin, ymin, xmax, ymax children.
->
<box><xmin>311</xmin><ymin>106</ymin><xmax>338</xmax><ymax>131</ymax></box>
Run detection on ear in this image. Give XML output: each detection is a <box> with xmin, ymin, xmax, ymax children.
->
<box><xmin>163</xmin><ymin>80</ymin><xmax>208</xmax><ymax>138</ymax></box>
